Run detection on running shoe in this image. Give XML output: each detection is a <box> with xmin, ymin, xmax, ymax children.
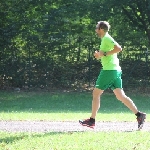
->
<box><xmin>137</xmin><ymin>112</ymin><xmax>146</xmax><ymax>130</ymax></box>
<box><xmin>79</xmin><ymin>119</ymin><xmax>95</xmax><ymax>129</ymax></box>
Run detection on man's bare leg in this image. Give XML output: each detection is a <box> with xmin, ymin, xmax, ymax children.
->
<box><xmin>79</xmin><ymin>88</ymin><xmax>103</xmax><ymax>128</ymax></box>
<box><xmin>113</xmin><ymin>88</ymin><xmax>146</xmax><ymax>129</ymax></box>
<box><xmin>113</xmin><ymin>88</ymin><xmax>138</xmax><ymax>114</ymax></box>
<box><xmin>91</xmin><ymin>88</ymin><xmax>104</xmax><ymax>119</ymax></box>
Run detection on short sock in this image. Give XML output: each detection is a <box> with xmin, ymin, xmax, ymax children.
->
<box><xmin>90</xmin><ymin>117</ymin><xmax>95</xmax><ymax>123</ymax></box>
<box><xmin>135</xmin><ymin>112</ymin><xmax>141</xmax><ymax>117</ymax></box>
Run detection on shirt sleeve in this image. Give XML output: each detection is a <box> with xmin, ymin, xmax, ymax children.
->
<box><xmin>100</xmin><ymin>37</ymin><xmax>118</xmax><ymax>51</ymax></box>
<box><xmin>105</xmin><ymin>37</ymin><xmax>117</xmax><ymax>47</ymax></box>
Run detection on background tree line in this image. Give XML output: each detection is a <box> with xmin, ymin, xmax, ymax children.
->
<box><xmin>0</xmin><ymin>0</ymin><xmax>150</xmax><ymax>90</ymax></box>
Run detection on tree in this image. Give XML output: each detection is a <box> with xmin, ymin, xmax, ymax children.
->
<box><xmin>101</xmin><ymin>0</ymin><xmax>150</xmax><ymax>47</ymax></box>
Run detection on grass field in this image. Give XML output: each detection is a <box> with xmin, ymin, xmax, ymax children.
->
<box><xmin>0</xmin><ymin>131</ymin><xmax>150</xmax><ymax>150</ymax></box>
<box><xmin>0</xmin><ymin>91</ymin><xmax>150</xmax><ymax>150</ymax></box>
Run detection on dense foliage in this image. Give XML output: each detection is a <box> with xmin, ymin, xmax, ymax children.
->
<box><xmin>0</xmin><ymin>0</ymin><xmax>150</xmax><ymax>90</ymax></box>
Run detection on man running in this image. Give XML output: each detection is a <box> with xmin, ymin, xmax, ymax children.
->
<box><xmin>79</xmin><ymin>21</ymin><xmax>146</xmax><ymax>130</ymax></box>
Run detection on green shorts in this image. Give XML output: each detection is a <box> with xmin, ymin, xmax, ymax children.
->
<box><xmin>95</xmin><ymin>70</ymin><xmax>122</xmax><ymax>90</ymax></box>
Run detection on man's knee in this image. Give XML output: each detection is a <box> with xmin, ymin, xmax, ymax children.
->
<box><xmin>115</xmin><ymin>92</ymin><xmax>128</xmax><ymax>102</ymax></box>
<box><xmin>113</xmin><ymin>88</ymin><xmax>127</xmax><ymax>101</ymax></box>
<box><xmin>93</xmin><ymin>88</ymin><xmax>104</xmax><ymax>99</ymax></box>
<box><xmin>116</xmin><ymin>94</ymin><xmax>132</xmax><ymax>106</ymax></box>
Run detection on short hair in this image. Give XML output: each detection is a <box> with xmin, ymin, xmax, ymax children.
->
<box><xmin>97</xmin><ymin>21</ymin><xmax>110</xmax><ymax>32</ymax></box>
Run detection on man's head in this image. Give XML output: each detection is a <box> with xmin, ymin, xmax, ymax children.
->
<box><xmin>95</xmin><ymin>21</ymin><xmax>110</xmax><ymax>37</ymax></box>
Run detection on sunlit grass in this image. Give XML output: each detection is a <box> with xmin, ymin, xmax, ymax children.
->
<box><xmin>0</xmin><ymin>131</ymin><xmax>150</xmax><ymax>150</ymax></box>
<box><xmin>0</xmin><ymin>91</ymin><xmax>149</xmax><ymax>121</ymax></box>
<box><xmin>0</xmin><ymin>91</ymin><xmax>150</xmax><ymax>150</ymax></box>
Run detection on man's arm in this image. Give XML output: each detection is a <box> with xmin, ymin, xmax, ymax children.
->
<box><xmin>94</xmin><ymin>44</ymin><xmax>122</xmax><ymax>59</ymax></box>
<box><xmin>104</xmin><ymin>44</ymin><xmax>122</xmax><ymax>56</ymax></box>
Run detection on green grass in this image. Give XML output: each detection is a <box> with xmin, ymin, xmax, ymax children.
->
<box><xmin>0</xmin><ymin>91</ymin><xmax>149</xmax><ymax>121</ymax></box>
<box><xmin>0</xmin><ymin>91</ymin><xmax>150</xmax><ymax>150</ymax></box>
<box><xmin>0</xmin><ymin>131</ymin><xmax>150</xmax><ymax>150</ymax></box>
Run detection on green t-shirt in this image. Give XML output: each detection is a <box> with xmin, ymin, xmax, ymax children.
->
<box><xmin>100</xmin><ymin>33</ymin><xmax>121</xmax><ymax>70</ymax></box>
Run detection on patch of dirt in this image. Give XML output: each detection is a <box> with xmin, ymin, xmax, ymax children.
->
<box><xmin>0</xmin><ymin>121</ymin><xmax>150</xmax><ymax>132</ymax></box>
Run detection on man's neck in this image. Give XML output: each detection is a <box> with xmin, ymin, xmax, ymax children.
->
<box><xmin>100</xmin><ymin>32</ymin><xmax>107</xmax><ymax>38</ymax></box>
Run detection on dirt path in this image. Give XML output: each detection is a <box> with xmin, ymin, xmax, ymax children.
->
<box><xmin>0</xmin><ymin>121</ymin><xmax>150</xmax><ymax>132</ymax></box>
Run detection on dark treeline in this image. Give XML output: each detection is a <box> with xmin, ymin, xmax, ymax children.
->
<box><xmin>0</xmin><ymin>0</ymin><xmax>150</xmax><ymax>90</ymax></box>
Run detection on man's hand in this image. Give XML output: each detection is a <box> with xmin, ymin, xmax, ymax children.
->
<box><xmin>94</xmin><ymin>50</ymin><xmax>104</xmax><ymax>59</ymax></box>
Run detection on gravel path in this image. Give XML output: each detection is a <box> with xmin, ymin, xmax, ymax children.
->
<box><xmin>0</xmin><ymin>121</ymin><xmax>150</xmax><ymax>132</ymax></box>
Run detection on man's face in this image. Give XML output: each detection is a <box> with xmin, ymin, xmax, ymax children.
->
<box><xmin>95</xmin><ymin>24</ymin><xmax>102</xmax><ymax>37</ymax></box>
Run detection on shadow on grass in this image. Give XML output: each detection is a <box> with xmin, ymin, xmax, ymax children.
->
<box><xmin>0</xmin><ymin>129</ymin><xmax>140</xmax><ymax>145</ymax></box>
<box><xmin>0</xmin><ymin>131</ymin><xmax>85</xmax><ymax>144</ymax></box>
<box><xmin>0</xmin><ymin>134</ymin><xmax>28</xmax><ymax>144</ymax></box>
<box><xmin>0</xmin><ymin>91</ymin><xmax>149</xmax><ymax>114</ymax></box>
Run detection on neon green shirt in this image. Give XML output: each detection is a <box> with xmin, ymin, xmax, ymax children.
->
<box><xmin>100</xmin><ymin>33</ymin><xmax>121</xmax><ymax>70</ymax></box>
